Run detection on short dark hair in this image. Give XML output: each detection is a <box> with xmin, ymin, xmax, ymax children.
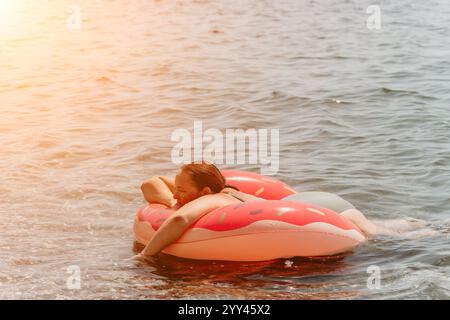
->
<box><xmin>180</xmin><ymin>161</ymin><xmax>226</xmax><ymax>193</ymax></box>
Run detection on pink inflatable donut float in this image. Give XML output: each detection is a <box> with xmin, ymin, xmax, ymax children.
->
<box><xmin>221</xmin><ymin>170</ymin><xmax>297</xmax><ymax>200</ymax></box>
<box><xmin>134</xmin><ymin>171</ymin><xmax>366</xmax><ymax>261</ymax></box>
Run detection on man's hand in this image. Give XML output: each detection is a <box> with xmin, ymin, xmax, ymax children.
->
<box><xmin>129</xmin><ymin>253</ymin><xmax>156</xmax><ymax>264</ymax></box>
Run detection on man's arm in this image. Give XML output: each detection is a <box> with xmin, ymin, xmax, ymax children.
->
<box><xmin>159</xmin><ymin>176</ymin><xmax>176</xmax><ymax>193</ymax></box>
<box><xmin>140</xmin><ymin>194</ymin><xmax>227</xmax><ymax>258</ymax></box>
<box><xmin>140</xmin><ymin>176</ymin><xmax>176</xmax><ymax>207</ymax></box>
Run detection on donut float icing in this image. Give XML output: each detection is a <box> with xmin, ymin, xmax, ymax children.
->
<box><xmin>221</xmin><ymin>170</ymin><xmax>297</xmax><ymax>200</ymax></box>
<box><xmin>134</xmin><ymin>171</ymin><xmax>366</xmax><ymax>261</ymax></box>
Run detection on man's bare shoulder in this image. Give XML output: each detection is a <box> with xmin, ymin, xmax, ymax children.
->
<box><xmin>189</xmin><ymin>193</ymin><xmax>235</xmax><ymax>206</ymax></box>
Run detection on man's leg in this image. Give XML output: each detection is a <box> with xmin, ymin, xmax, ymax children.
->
<box><xmin>340</xmin><ymin>209</ymin><xmax>379</xmax><ymax>236</ymax></box>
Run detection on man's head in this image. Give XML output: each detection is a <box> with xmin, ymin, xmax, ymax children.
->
<box><xmin>173</xmin><ymin>162</ymin><xmax>226</xmax><ymax>206</ymax></box>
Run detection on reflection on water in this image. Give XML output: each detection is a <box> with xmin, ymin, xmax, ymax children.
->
<box><xmin>1</xmin><ymin>0</ymin><xmax>450</xmax><ymax>299</ymax></box>
<box><xmin>133</xmin><ymin>242</ymin><xmax>359</xmax><ymax>299</ymax></box>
